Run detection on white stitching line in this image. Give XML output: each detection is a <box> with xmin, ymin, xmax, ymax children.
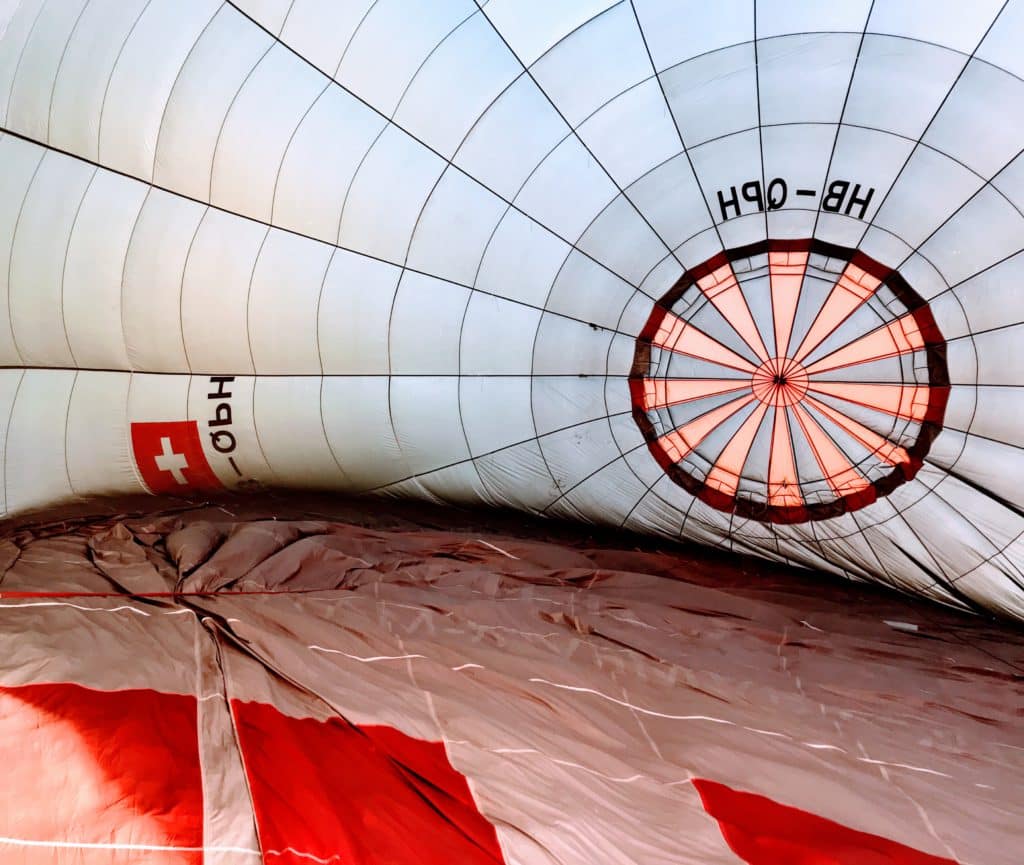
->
<box><xmin>0</xmin><ymin>836</ymin><xmax>260</xmax><ymax>854</ymax></box>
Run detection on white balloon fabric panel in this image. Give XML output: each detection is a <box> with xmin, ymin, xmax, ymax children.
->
<box><xmin>0</xmin><ymin>0</ymin><xmax>1023</xmax><ymax>620</ymax></box>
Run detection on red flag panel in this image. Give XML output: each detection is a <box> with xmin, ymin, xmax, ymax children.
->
<box><xmin>0</xmin><ymin>683</ymin><xmax>203</xmax><ymax>864</ymax></box>
<box><xmin>694</xmin><ymin>778</ymin><xmax>958</xmax><ymax>865</ymax></box>
<box><xmin>231</xmin><ymin>699</ymin><xmax>506</xmax><ymax>865</ymax></box>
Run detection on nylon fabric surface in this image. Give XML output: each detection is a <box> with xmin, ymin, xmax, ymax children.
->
<box><xmin>0</xmin><ymin>502</ymin><xmax>1020</xmax><ymax>864</ymax></box>
<box><xmin>0</xmin><ymin>1</ymin><xmax>1023</xmax><ymax>618</ymax></box>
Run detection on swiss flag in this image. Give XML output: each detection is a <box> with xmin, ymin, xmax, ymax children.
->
<box><xmin>130</xmin><ymin>421</ymin><xmax>223</xmax><ymax>494</ymax></box>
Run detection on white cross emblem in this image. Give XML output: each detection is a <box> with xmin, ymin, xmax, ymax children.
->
<box><xmin>154</xmin><ymin>436</ymin><xmax>189</xmax><ymax>485</ymax></box>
